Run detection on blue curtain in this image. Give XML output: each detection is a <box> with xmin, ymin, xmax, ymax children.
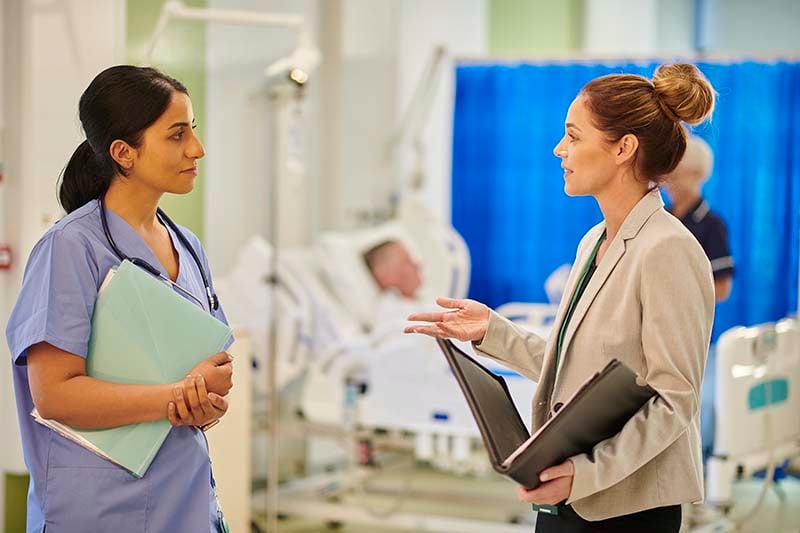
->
<box><xmin>452</xmin><ymin>61</ymin><xmax>800</xmax><ymax>339</ymax></box>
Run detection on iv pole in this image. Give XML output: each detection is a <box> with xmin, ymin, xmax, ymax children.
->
<box><xmin>143</xmin><ymin>3</ymin><xmax>320</xmax><ymax>532</ymax></box>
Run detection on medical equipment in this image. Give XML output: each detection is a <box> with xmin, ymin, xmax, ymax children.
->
<box><xmin>495</xmin><ymin>302</ymin><xmax>558</xmax><ymax>339</ymax></box>
<box><xmin>99</xmin><ymin>197</ymin><xmax>219</xmax><ymax>311</ymax></box>
<box><xmin>221</xmin><ymin>229</ymin><xmax>800</xmax><ymax>532</ymax></box>
<box><xmin>218</xmin><ymin>202</ymin><xmax>478</xmax><ymax>426</ymax></box>
<box><xmin>143</xmin><ymin>4</ymin><xmax>323</xmax><ymax>529</ymax></box>
<box><xmin>143</xmin><ymin>1</ymin><xmax>320</xmax><ymax>82</ymax></box>
<box><xmin>217</xmin><ymin>209</ymin><xmax>542</xmax><ymax>531</ymax></box>
<box><xmin>144</xmin><ymin>9</ymin><xmax>320</xmax><ymax>533</ymax></box>
<box><xmin>385</xmin><ymin>46</ymin><xmax>447</xmax><ymax>208</ymax></box>
<box><xmin>206</xmin><ymin>329</ymin><xmax>253</xmax><ymax>533</ymax></box>
<box><xmin>706</xmin><ymin>318</ymin><xmax>800</xmax><ymax>526</ymax></box>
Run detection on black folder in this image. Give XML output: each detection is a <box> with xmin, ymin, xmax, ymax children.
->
<box><xmin>437</xmin><ymin>338</ymin><xmax>656</xmax><ymax>489</ymax></box>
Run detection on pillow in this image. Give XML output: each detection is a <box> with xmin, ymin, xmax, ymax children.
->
<box><xmin>317</xmin><ymin>222</ymin><xmax>417</xmax><ymax>329</ymax></box>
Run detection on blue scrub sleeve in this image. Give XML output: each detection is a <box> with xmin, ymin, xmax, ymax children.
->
<box><xmin>705</xmin><ymin>218</ymin><xmax>734</xmax><ymax>278</ymax></box>
<box><xmin>6</xmin><ymin>228</ymin><xmax>100</xmax><ymax>365</ymax></box>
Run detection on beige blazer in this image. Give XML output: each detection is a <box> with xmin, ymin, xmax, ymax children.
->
<box><xmin>474</xmin><ymin>188</ymin><xmax>714</xmax><ymax>521</ymax></box>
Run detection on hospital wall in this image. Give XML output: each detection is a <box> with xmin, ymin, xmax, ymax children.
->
<box><xmin>489</xmin><ymin>0</ymin><xmax>582</xmax><ymax>54</ymax></box>
<box><xmin>393</xmin><ymin>0</ymin><xmax>487</xmax><ymax>234</ymax></box>
<box><xmin>203</xmin><ymin>0</ymin><xmax>322</xmax><ymax>276</ymax></box>
<box><xmin>584</xmin><ymin>0</ymin><xmax>692</xmax><ymax>53</ymax></box>
<box><xmin>0</xmin><ymin>0</ymin><xmax>127</xmax><ymax>527</ymax></box>
<box><xmin>707</xmin><ymin>0</ymin><xmax>800</xmax><ymax>52</ymax></box>
<box><xmin>126</xmin><ymin>0</ymin><xmax>208</xmax><ymax>241</ymax></box>
<box><xmin>0</xmin><ymin>0</ymin><xmax>126</xmax><ymax>475</ymax></box>
<box><xmin>0</xmin><ymin>2</ymin><xmax>15</xmax><ymax>528</ymax></box>
<box><xmin>490</xmin><ymin>0</ymin><xmax>800</xmax><ymax>56</ymax></box>
<box><xmin>202</xmin><ymin>0</ymin><xmax>487</xmax><ymax>275</ymax></box>
<box><xmin>1</xmin><ymin>0</ymin><xmax>800</xmax><ymax>527</ymax></box>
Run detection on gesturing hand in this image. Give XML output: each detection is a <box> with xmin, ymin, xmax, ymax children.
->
<box><xmin>405</xmin><ymin>297</ymin><xmax>490</xmax><ymax>343</ymax></box>
<box><xmin>168</xmin><ymin>374</ymin><xmax>229</xmax><ymax>428</ymax></box>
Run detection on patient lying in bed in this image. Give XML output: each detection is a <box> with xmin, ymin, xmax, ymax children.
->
<box><xmin>363</xmin><ymin>240</ymin><xmax>426</xmax><ymax>330</ymax></box>
<box><xmin>363</xmin><ymin>240</ymin><xmax>422</xmax><ymax>298</ymax></box>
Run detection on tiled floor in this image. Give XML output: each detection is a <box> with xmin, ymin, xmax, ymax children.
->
<box><xmin>260</xmin><ymin>467</ymin><xmax>800</xmax><ymax>533</ymax></box>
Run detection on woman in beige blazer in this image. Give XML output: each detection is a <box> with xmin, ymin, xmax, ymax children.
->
<box><xmin>407</xmin><ymin>64</ymin><xmax>716</xmax><ymax>532</ymax></box>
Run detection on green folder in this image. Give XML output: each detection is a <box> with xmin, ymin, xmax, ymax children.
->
<box><xmin>31</xmin><ymin>259</ymin><xmax>232</xmax><ymax>477</ymax></box>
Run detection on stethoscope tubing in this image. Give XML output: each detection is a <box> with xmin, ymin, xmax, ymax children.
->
<box><xmin>98</xmin><ymin>197</ymin><xmax>219</xmax><ymax>312</ymax></box>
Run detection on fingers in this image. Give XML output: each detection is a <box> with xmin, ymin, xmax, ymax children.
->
<box><xmin>540</xmin><ymin>459</ymin><xmax>574</xmax><ymax>482</ymax></box>
<box><xmin>517</xmin><ymin>461</ymin><xmax>575</xmax><ymax>506</ymax></box>
<box><xmin>407</xmin><ymin>296</ymin><xmax>470</xmax><ymax>322</ymax></box>
<box><xmin>204</xmin><ymin>362</ymin><xmax>233</xmax><ymax>396</ymax></box>
<box><xmin>219</xmin><ymin>362</ymin><xmax>233</xmax><ymax>394</ymax></box>
<box><xmin>517</xmin><ymin>478</ymin><xmax>570</xmax><ymax>506</ymax></box>
<box><xmin>435</xmin><ymin>297</ymin><xmax>466</xmax><ymax>309</ymax></box>
<box><xmin>183</xmin><ymin>376</ymin><xmax>205</xmax><ymax>420</ymax></box>
<box><xmin>208</xmin><ymin>351</ymin><xmax>233</xmax><ymax>366</ymax></box>
<box><xmin>435</xmin><ymin>321</ymin><xmax>464</xmax><ymax>339</ymax></box>
<box><xmin>438</xmin><ymin>321</ymin><xmax>487</xmax><ymax>343</ymax></box>
<box><xmin>208</xmin><ymin>393</ymin><xmax>229</xmax><ymax>413</ymax></box>
<box><xmin>403</xmin><ymin>324</ymin><xmax>448</xmax><ymax>338</ymax></box>
<box><xmin>196</xmin><ymin>375</ymin><xmax>215</xmax><ymax>416</ymax></box>
<box><xmin>173</xmin><ymin>385</ymin><xmax>193</xmax><ymax>423</ymax></box>
<box><xmin>406</xmin><ymin>311</ymin><xmax>446</xmax><ymax>323</ymax></box>
<box><xmin>167</xmin><ymin>401</ymin><xmax>184</xmax><ymax>426</ymax></box>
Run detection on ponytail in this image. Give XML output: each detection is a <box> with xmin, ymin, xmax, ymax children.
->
<box><xmin>58</xmin><ymin>140</ymin><xmax>114</xmax><ymax>213</ymax></box>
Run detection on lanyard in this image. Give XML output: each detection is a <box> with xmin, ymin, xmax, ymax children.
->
<box><xmin>554</xmin><ymin>231</ymin><xmax>606</xmax><ymax>375</ymax></box>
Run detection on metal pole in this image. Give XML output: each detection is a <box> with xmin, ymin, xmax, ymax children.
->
<box><xmin>266</xmin><ymin>81</ymin><xmax>304</xmax><ymax>532</ymax></box>
<box><xmin>266</xmin><ymin>86</ymin><xmax>282</xmax><ymax>533</ymax></box>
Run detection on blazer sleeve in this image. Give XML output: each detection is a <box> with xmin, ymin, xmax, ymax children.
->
<box><xmin>567</xmin><ymin>234</ymin><xmax>714</xmax><ymax>503</ymax></box>
<box><xmin>471</xmin><ymin>225</ymin><xmax>599</xmax><ymax>384</ymax></box>
<box><xmin>472</xmin><ymin>310</ymin><xmax>547</xmax><ymax>382</ymax></box>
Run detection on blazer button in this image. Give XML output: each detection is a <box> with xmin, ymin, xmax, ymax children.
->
<box><xmin>553</xmin><ymin>402</ymin><xmax>564</xmax><ymax>413</ymax></box>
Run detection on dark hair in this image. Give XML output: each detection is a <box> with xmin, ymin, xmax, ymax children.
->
<box><xmin>579</xmin><ymin>63</ymin><xmax>715</xmax><ymax>183</ymax></box>
<box><xmin>58</xmin><ymin>65</ymin><xmax>188</xmax><ymax>213</ymax></box>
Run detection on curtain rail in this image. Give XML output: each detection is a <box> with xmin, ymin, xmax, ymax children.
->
<box><xmin>454</xmin><ymin>51</ymin><xmax>800</xmax><ymax>66</ymax></box>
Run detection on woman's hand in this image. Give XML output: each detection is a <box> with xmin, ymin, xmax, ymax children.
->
<box><xmin>168</xmin><ymin>374</ymin><xmax>228</xmax><ymax>427</ymax></box>
<box><xmin>187</xmin><ymin>352</ymin><xmax>233</xmax><ymax>396</ymax></box>
<box><xmin>517</xmin><ymin>460</ymin><xmax>574</xmax><ymax>506</ymax></box>
<box><xmin>405</xmin><ymin>297</ymin><xmax>490</xmax><ymax>343</ymax></box>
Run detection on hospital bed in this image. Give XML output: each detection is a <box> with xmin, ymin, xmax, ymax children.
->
<box><xmin>704</xmin><ymin>318</ymin><xmax>800</xmax><ymax>527</ymax></box>
<box><xmin>217</xmin><ymin>201</ymin><xmax>537</xmax><ymax>463</ymax></box>
<box><xmin>218</xmin><ymin>217</ymin><xmax>799</xmax><ymax>533</ymax></box>
<box><xmin>215</xmin><ymin>203</ymin><xmax>543</xmax><ymax>531</ymax></box>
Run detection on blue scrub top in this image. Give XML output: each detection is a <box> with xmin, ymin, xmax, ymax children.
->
<box><xmin>6</xmin><ymin>199</ymin><xmax>232</xmax><ymax>533</ymax></box>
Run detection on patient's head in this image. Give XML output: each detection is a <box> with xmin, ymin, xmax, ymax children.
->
<box><xmin>363</xmin><ymin>240</ymin><xmax>422</xmax><ymax>298</ymax></box>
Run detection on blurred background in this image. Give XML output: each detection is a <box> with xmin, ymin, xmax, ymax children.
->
<box><xmin>1</xmin><ymin>1</ymin><xmax>798</xmax><ymax>532</ymax></box>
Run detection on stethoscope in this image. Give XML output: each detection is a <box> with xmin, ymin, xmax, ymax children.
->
<box><xmin>98</xmin><ymin>197</ymin><xmax>219</xmax><ymax>313</ymax></box>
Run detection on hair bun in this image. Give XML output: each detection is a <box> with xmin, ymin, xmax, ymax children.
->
<box><xmin>652</xmin><ymin>63</ymin><xmax>715</xmax><ymax>125</ymax></box>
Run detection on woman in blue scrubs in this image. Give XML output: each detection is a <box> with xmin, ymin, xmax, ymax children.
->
<box><xmin>6</xmin><ymin>66</ymin><xmax>234</xmax><ymax>532</ymax></box>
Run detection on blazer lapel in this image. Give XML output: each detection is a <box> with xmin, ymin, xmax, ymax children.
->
<box><xmin>555</xmin><ymin>235</ymin><xmax>626</xmax><ymax>382</ymax></box>
<box><xmin>536</xmin><ymin>225</ymin><xmax>603</xmax><ymax>406</ymax></box>
<box><xmin>552</xmin><ymin>188</ymin><xmax>666</xmax><ymax>388</ymax></box>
